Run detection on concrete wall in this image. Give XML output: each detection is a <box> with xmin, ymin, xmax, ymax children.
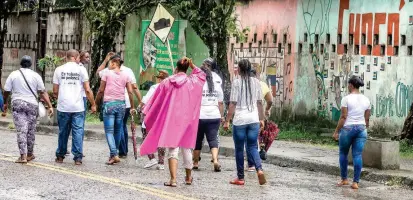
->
<box><xmin>229</xmin><ymin>0</ymin><xmax>413</xmax><ymax>129</ymax></box>
<box><xmin>228</xmin><ymin>0</ymin><xmax>298</xmax><ymax>109</ymax></box>
<box><xmin>2</xmin><ymin>9</ymin><xmax>87</xmax><ymax>91</ymax></box>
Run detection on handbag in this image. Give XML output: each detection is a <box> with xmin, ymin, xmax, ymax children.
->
<box><xmin>18</xmin><ymin>70</ymin><xmax>47</xmax><ymax>118</ymax></box>
<box><xmin>259</xmin><ymin>147</ymin><xmax>267</xmax><ymax>161</ymax></box>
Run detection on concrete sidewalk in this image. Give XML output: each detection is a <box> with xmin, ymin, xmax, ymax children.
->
<box><xmin>1</xmin><ymin>116</ymin><xmax>412</xmax><ymax>188</ymax></box>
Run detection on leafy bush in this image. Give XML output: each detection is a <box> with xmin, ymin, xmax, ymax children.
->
<box><xmin>219</xmin><ymin>125</ymin><xmax>232</xmax><ymax>136</ymax></box>
<box><xmin>400</xmin><ymin>139</ymin><xmax>413</xmax><ymax>158</ymax></box>
<box><xmin>37</xmin><ymin>55</ymin><xmax>64</xmax><ymax>71</ymax></box>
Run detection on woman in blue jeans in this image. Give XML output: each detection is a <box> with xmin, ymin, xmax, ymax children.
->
<box><xmin>224</xmin><ymin>59</ymin><xmax>266</xmax><ymax>185</ymax></box>
<box><xmin>333</xmin><ymin>76</ymin><xmax>371</xmax><ymax>189</ymax></box>
<box><xmin>95</xmin><ymin>55</ymin><xmax>135</xmax><ymax>165</ymax></box>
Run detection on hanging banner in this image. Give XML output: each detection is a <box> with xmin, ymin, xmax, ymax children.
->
<box><xmin>140</xmin><ymin>20</ymin><xmax>180</xmax><ymax>75</ymax></box>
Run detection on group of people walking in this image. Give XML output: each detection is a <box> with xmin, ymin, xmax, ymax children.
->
<box><xmin>2</xmin><ymin>48</ymin><xmax>371</xmax><ymax>189</ymax></box>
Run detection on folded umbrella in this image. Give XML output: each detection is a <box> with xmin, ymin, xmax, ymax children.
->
<box><xmin>131</xmin><ymin>114</ymin><xmax>138</xmax><ymax>161</ymax></box>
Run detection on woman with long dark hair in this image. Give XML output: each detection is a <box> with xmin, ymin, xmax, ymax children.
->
<box><xmin>193</xmin><ymin>58</ymin><xmax>224</xmax><ymax>172</ymax></box>
<box><xmin>224</xmin><ymin>59</ymin><xmax>266</xmax><ymax>185</ymax></box>
<box><xmin>334</xmin><ymin>75</ymin><xmax>370</xmax><ymax>190</ymax></box>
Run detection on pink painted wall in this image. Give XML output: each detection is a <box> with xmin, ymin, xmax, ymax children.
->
<box><xmin>228</xmin><ymin>0</ymin><xmax>298</xmax><ymax>108</ymax></box>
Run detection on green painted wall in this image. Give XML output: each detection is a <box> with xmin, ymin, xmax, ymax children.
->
<box><xmin>185</xmin><ymin>25</ymin><xmax>210</xmax><ymax>66</ymax></box>
<box><xmin>124</xmin><ymin>8</ymin><xmax>209</xmax><ymax>85</ymax></box>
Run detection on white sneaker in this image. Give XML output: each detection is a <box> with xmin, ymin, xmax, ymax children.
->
<box><xmin>144</xmin><ymin>159</ymin><xmax>158</xmax><ymax>169</ymax></box>
<box><xmin>157</xmin><ymin>164</ymin><xmax>165</xmax><ymax>170</ymax></box>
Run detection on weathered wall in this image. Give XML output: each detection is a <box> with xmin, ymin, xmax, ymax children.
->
<box><xmin>294</xmin><ymin>0</ymin><xmax>413</xmax><ymax>129</ymax></box>
<box><xmin>2</xmin><ymin>9</ymin><xmax>86</xmax><ymax>91</ymax></box>
<box><xmin>2</xmin><ymin>13</ymin><xmax>38</xmax><ymax>86</ymax></box>
<box><xmin>229</xmin><ymin>0</ymin><xmax>413</xmax><ymax>128</ymax></box>
<box><xmin>228</xmin><ymin>0</ymin><xmax>298</xmax><ymax>110</ymax></box>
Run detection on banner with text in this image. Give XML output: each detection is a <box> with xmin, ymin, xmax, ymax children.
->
<box><xmin>140</xmin><ymin>20</ymin><xmax>180</xmax><ymax>76</ymax></box>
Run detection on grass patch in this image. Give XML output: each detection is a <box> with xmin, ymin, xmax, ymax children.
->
<box><xmin>85</xmin><ymin>112</ymin><xmax>101</xmax><ymax>124</ymax></box>
<box><xmin>219</xmin><ymin>125</ymin><xmax>232</xmax><ymax>137</ymax></box>
<box><xmin>400</xmin><ymin>140</ymin><xmax>413</xmax><ymax>159</ymax></box>
<box><xmin>7</xmin><ymin>123</ymin><xmax>15</xmax><ymax>130</ymax></box>
<box><xmin>277</xmin><ymin>130</ymin><xmax>338</xmax><ymax>147</ymax></box>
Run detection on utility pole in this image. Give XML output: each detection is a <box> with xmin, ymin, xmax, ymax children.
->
<box><xmin>36</xmin><ymin>0</ymin><xmax>48</xmax><ymax>80</ymax></box>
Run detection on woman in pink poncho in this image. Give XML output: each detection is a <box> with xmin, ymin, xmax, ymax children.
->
<box><xmin>140</xmin><ymin>57</ymin><xmax>206</xmax><ymax>187</ymax></box>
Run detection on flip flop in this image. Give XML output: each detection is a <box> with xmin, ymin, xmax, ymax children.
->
<box><xmin>185</xmin><ymin>176</ymin><xmax>193</xmax><ymax>185</ymax></box>
<box><xmin>15</xmin><ymin>157</ymin><xmax>27</xmax><ymax>164</ymax></box>
<box><xmin>337</xmin><ymin>180</ymin><xmax>349</xmax><ymax>186</ymax></box>
<box><xmin>164</xmin><ymin>181</ymin><xmax>177</xmax><ymax>187</ymax></box>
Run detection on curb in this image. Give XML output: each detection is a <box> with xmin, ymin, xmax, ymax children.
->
<box><xmin>2</xmin><ymin>121</ymin><xmax>413</xmax><ymax>189</ymax></box>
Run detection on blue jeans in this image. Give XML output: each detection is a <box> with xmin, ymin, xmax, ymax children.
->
<box><xmin>56</xmin><ymin>111</ymin><xmax>85</xmax><ymax>161</ymax></box>
<box><xmin>119</xmin><ymin>108</ymin><xmax>130</xmax><ymax>156</ymax></box>
<box><xmin>103</xmin><ymin>102</ymin><xmax>126</xmax><ymax>157</ymax></box>
<box><xmin>246</xmin><ymin>141</ymin><xmax>257</xmax><ymax>168</ymax></box>
<box><xmin>339</xmin><ymin>124</ymin><xmax>367</xmax><ymax>183</ymax></box>
<box><xmin>233</xmin><ymin>123</ymin><xmax>263</xmax><ymax>179</ymax></box>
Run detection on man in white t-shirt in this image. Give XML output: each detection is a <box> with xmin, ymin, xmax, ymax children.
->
<box><xmin>53</xmin><ymin>49</ymin><xmax>96</xmax><ymax>165</ymax></box>
<box><xmin>96</xmin><ymin>52</ymin><xmax>142</xmax><ymax>157</ymax></box>
<box><xmin>78</xmin><ymin>51</ymin><xmax>91</xmax><ymax>115</ymax></box>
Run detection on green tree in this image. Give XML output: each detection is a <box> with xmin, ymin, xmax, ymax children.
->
<box><xmin>170</xmin><ymin>0</ymin><xmax>247</xmax><ymax>103</ymax></box>
<box><xmin>0</xmin><ymin>0</ymin><xmax>20</xmax><ymax>87</ymax></box>
<box><xmin>80</xmin><ymin>0</ymin><xmax>160</xmax><ymax>92</ymax></box>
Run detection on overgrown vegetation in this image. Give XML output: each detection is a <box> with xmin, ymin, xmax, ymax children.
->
<box><xmin>85</xmin><ymin>112</ymin><xmax>101</xmax><ymax>124</ymax></box>
<box><xmin>171</xmin><ymin>0</ymin><xmax>248</xmax><ymax>102</ymax></box>
<box><xmin>80</xmin><ymin>0</ymin><xmax>160</xmax><ymax>93</ymax></box>
<box><xmin>277</xmin><ymin>130</ymin><xmax>337</xmax><ymax>147</ymax></box>
<box><xmin>400</xmin><ymin>140</ymin><xmax>413</xmax><ymax>158</ymax></box>
<box><xmin>37</xmin><ymin>54</ymin><xmax>64</xmax><ymax>71</ymax></box>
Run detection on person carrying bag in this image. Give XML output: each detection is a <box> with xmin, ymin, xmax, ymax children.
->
<box><xmin>2</xmin><ymin>55</ymin><xmax>53</xmax><ymax>163</ymax></box>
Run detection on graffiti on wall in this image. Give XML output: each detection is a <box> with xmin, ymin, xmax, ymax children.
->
<box><xmin>231</xmin><ymin>38</ymin><xmax>288</xmax><ymax>107</ymax></box>
<box><xmin>337</xmin><ymin>0</ymin><xmax>402</xmax><ymax>56</ymax></box>
<box><xmin>299</xmin><ymin>0</ymin><xmax>409</xmax><ymax>121</ymax></box>
<box><xmin>301</xmin><ymin>0</ymin><xmax>333</xmax><ymax>117</ymax></box>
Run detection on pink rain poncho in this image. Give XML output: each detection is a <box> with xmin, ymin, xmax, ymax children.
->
<box><xmin>140</xmin><ymin>67</ymin><xmax>206</xmax><ymax>155</ymax></box>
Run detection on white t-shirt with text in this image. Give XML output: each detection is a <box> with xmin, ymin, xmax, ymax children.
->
<box><xmin>4</xmin><ymin>68</ymin><xmax>45</xmax><ymax>106</ymax></box>
<box><xmin>53</xmin><ymin>62</ymin><xmax>89</xmax><ymax>112</ymax></box>
<box><xmin>341</xmin><ymin>93</ymin><xmax>371</xmax><ymax>126</ymax></box>
<box><xmin>199</xmin><ymin>75</ymin><xmax>224</xmax><ymax>119</ymax></box>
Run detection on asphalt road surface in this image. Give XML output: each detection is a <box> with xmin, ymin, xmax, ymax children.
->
<box><xmin>0</xmin><ymin>129</ymin><xmax>413</xmax><ymax>200</ymax></box>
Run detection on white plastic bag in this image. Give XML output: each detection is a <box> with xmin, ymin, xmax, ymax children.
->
<box><xmin>38</xmin><ymin>103</ymin><xmax>47</xmax><ymax>118</ymax></box>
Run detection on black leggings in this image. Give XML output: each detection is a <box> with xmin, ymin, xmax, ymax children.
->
<box><xmin>195</xmin><ymin>119</ymin><xmax>221</xmax><ymax>150</ymax></box>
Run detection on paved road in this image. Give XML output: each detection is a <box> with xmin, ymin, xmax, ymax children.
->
<box><xmin>1</xmin><ymin>129</ymin><xmax>413</xmax><ymax>200</ymax></box>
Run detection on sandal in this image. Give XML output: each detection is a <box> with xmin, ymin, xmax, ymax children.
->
<box><xmin>351</xmin><ymin>182</ymin><xmax>359</xmax><ymax>189</ymax></box>
<box><xmin>337</xmin><ymin>179</ymin><xmax>349</xmax><ymax>186</ymax></box>
<box><xmin>185</xmin><ymin>176</ymin><xmax>193</xmax><ymax>185</ymax></box>
<box><xmin>213</xmin><ymin>163</ymin><xmax>221</xmax><ymax>172</ymax></box>
<box><xmin>230</xmin><ymin>179</ymin><xmax>245</xmax><ymax>185</ymax></box>
<box><xmin>15</xmin><ymin>157</ymin><xmax>27</xmax><ymax>164</ymax></box>
<box><xmin>55</xmin><ymin>157</ymin><xmax>64</xmax><ymax>163</ymax></box>
<box><xmin>192</xmin><ymin>163</ymin><xmax>199</xmax><ymax>170</ymax></box>
<box><xmin>164</xmin><ymin>181</ymin><xmax>177</xmax><ymax>187</ymax></box>
<box><xmin>27</xmin><ymin>155</ymin><xmax>35</xmax><ymax>162</ymax></box>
